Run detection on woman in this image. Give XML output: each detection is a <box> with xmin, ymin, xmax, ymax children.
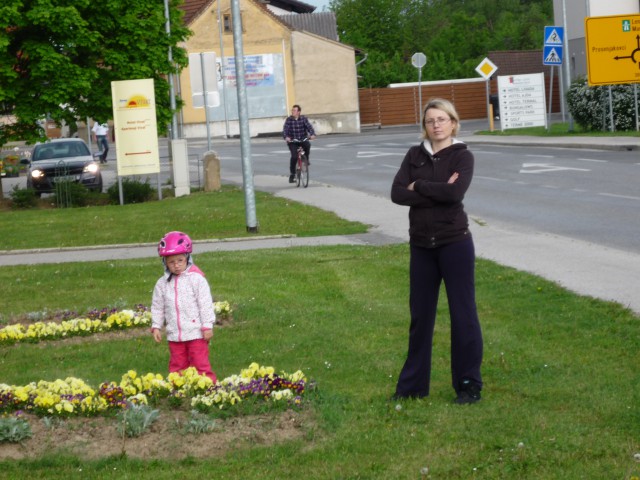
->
<box><xmin>391</xmin><ymin>98</ymin><xmax>483</xmax><ymax>404</ymax></box>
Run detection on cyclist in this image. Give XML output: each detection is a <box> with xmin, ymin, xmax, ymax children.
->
<box><xmin>283</xmin><ymin>104</ymin><xmax>316</xmax><ymax>183</ymax></box>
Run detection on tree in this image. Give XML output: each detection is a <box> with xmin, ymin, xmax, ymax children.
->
<box><xmin>331</xmin><ymin>0</ymin><xmax>553</xmax><ymax>87</ymax></box>
<box><xmin>0</xmin><ymin>0</ymin><xmax>191</xmax><ymax>145</ymax></box>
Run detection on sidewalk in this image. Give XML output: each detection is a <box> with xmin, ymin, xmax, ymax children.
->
<box><xmin>234</xmin><ymin>174</ymin><xmax>640</xmax><ymax>316</ymax></box>
<box><xmin>1</xmin><ymin>135</ymin><xmax>639</xmax><ymax>315</ymax></box>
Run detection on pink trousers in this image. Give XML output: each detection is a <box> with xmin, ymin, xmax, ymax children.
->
<box><xmin>168</xmin><ymin>339</ymin><xmax>217</xmax><ymax>382</ymax></box>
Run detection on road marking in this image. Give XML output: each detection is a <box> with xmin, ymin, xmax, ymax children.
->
<box><xmin>598</xmin><ymin>192</ymin><xmax>640</xmax><ymax>201</ymax></box>
<box><xmin>577</xmin><ymin>158</ymin><xmax>607</xmax><ymax>163</ymax></box>
<box><xmin>520</xmin><ymin>163</ymin><xmax>590</xmax><ymax>173</ymax></box>
<box><xmin>475</xmin><ymin>175</ymin><xmax>506</xmax><ymax>182</ymax></box>
<box><xmin>357</xmin><ymin>151</ymin><xmax>400</xmax><ymax>158</ymax></box>
<box><xmin>473</xmin><ymin>150</ymin><xmax>504</xmax><ymax>155</ymax></box>
<box><xmin>382</xmin><ymin>164</ymin><xmax>399</xmax><ymax>169</ymax></box>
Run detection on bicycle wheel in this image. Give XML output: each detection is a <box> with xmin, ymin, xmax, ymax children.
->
<box><xmin>300</xmin><ymin>155</ymin><xmax>309</xmax><ymax>188</ymax></box>
<box><xmin>296</xmin><ymin>162</ymin><xmax>302</xmax><ymax>187</ymax></box>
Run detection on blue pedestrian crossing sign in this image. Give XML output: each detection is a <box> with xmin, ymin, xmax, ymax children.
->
<box><xmin>543</xmin><ymin>46</ymin><xmax>563</xmax><ymax>64</ymax></box>
<box><xmin>543</xmin><ymin>26</ymin><xmax>564</xmax><ymax>65</ymax></box>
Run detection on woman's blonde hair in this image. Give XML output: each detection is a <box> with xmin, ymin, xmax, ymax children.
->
<box><xmin>421</xmin><ymin>98</ymin><xmax>460</xmax><ymax>140</ymax></box>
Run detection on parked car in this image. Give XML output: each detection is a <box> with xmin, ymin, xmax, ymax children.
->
<box><xmin>25</xmin><ymin>138</ymin><xmax>103</xmax><ymax>196</ymax></box>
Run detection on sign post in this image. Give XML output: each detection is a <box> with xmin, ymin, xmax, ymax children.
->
<box><xmin>475</xmin><ymin>57</ymin><xmax>498</xmax><ymax>129</ymax></box>
<box><xmin>111</xmin><ymin>79</ymin><xmax>163</xmax><ymax>203</ymax></box>
<box><xmin>543</xmin><ymin>26</ymin><xmax>564</xmax><ymax>130</ymax></box>
<box><xmin>411</xmin><ymin>52</ymin><xmax>427</xmax><ymax>130</ymax></box>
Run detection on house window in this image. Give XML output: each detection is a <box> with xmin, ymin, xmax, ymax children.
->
<box><xmin>222</xmin><ymin>13</ymin><xmax>243</xmax><ymax>33</ymax></box>
<box><xmin>223</xmin><ymin>14</ymin><xmax>232</xmax><ymax>33</ymax></box>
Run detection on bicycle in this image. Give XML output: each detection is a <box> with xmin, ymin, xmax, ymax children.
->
<box><xmin>290</xmin><ymin>137</ymin><xmax>309</xmax><ymax>188</ymax></box>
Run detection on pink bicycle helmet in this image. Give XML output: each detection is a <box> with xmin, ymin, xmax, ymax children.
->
<box><xmin>158</xmin><ymin>231</ymin><xmax>193</xmax><ymax>256</ymax></box>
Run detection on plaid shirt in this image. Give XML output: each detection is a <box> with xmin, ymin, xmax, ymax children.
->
<box><xmin>283</xmin><ymin>115</ymin><xmax>315</xmax><ymax>140</ymax></box>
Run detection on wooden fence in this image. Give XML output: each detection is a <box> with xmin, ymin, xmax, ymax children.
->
<box><xmin>358</xmin><ymin>77</ymin><xmax>561</xmax><ymax>127</ymax></box>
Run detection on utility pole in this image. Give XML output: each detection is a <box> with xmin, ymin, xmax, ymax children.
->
<box><xmin>231</xmin><ymin>0</ymin><xmax>258</xmax><ymax>232</ymax></box>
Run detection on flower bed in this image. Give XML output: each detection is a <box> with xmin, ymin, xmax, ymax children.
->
<box><xmin>0</xmin><ymin>363</ymin><xmax>310</xmax><ymax>419</ymax></box>
<box><xmin>0</xmin><ymin>301</ymin><xmax>232</xmax><ymax>346</ymax></box>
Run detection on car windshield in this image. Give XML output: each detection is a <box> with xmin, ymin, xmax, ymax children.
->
<box><xmin>33</xmin><ymin>141</ymin><xmax>90</xmax><ymax>161</ymax></box>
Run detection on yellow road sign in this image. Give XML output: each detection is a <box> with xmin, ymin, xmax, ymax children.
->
<box><xmin>585</xmin><ymin>14</ymin><xmax>640</xmax><ymax>86</ymax></box>
<box><xmin>475</xmin><ymin>57</ymin><xmax>498</xmax><ymax>80</ymax></box>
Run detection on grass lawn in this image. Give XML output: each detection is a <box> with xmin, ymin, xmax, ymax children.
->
<box><xmin>0</xmin><ymin>185</ymin><xmax>368</xmax><ymax>251</ymax></box>
<box><xmin>1</xmin><ymin>239</ymin><xmax>638</xmax><ymax>478</ymax></box>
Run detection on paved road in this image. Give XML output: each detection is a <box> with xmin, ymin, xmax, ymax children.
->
<box><xmin>2</xmin><ymin>126</ymin><xmax>639</xmax><ymax>315</ymax></box>
<box><xmin>195</xmin><ymin>127</ymin><xmax>640</xmax><ymax>253</ymax></box>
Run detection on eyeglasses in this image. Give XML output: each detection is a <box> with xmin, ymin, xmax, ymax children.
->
<box><xmin>424</xmin><ymin>117</ymin><xmax>451</xmax><ymax>128</ymax></box>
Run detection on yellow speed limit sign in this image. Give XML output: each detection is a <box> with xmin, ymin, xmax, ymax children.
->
<box><xmin>585</xmin><ymin>14</ymin><xmax>640</xmax><ymax>85</ymax></box>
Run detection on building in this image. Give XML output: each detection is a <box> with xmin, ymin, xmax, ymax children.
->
<box><xmin>178</xmin><ymin>0</ymin><xmax>360</xmax><ymax>138</ymax></box>
<box><xmin>553</xmin><ymin>0</ymin><xmax>640</xmax><ymax>80</ymax></box>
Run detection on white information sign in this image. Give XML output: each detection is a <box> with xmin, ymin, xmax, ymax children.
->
<box><xmin>111</xmin><ymin>78</ymin><xmax>160</xmax><ymax>176</ymax></box>
<box><xmin>497</xmin><ymin>73</ymin><xmax>547</xmax><ymax>130</ymax></box>
<box><xmin>189</xmin><ymin>52</ymin><xmax>220</xmax><ymax>108</ymax></box>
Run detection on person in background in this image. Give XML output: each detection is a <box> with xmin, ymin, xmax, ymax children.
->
<box><xmin>391</xmin><ymin>98</ymin><xmax>483</xmax><ymax>405</ymax></box>
<box><xmin>151</xmin><ymin>231</ymin><xmax>217</xmax><ymax>382</ymax></box>
<box><xmin>283</xmin><ymin>104</ymin><xmax>316</xmax><ymax>183</ymax></box>
<box><xmin>92</xmin><ymin>120</ymin><xmax>109</xmax><ymax>164</ymax></box>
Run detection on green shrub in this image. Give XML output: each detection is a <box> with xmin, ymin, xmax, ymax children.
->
<box><xmin>116</xmin><ymin>403</ymin><xmax>160</xmax><ymax>438</ymax></box>
<box><xmin>9</xmin><ymin>185</ymin><xmax>38</xmax><ymax>209</ymax></box>
<box><xmin>567</xmin><ymin>76</ymin><xmax>640</xmax><ymax>131</ymax></box>
<box><xmin>183</xmin><ymin>410</ymin><xmax>217</xmax><ymax>434</ymax></box>
<box><xmin>0</xmin><ymin>416</ymin><xmax>33</xmax><ymax>443</ymax></box>
<box><xmin>107</xmin><ymin>177</ymin><xmax>156</xmax><ymax>204</ymax></box>
<box><xmin>53</xmin><ymin>180</ymin><xmax>91</xmax><ymax>208</ymax></box>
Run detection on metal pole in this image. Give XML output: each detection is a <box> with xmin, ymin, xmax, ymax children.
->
<box><xmin>485</xmin><ymin>80</ymin><xmax>491</xmax><ymax>130</ymax></box>
<box><xmin>163</xmin><ymin>0</ymin><xmax>178</xmax><ymax>140</ymax></box>
<box><xmin>418</xmin><ymin>66</ymin><xmax>423</xmax><ymax>132</ymax></box>
<box><xmin>561</xmin><ymin>0</ymin><xmax>573</xmax><ymax>131</ymax></box>
<box><xmin>635</xmin><ymin>84</ymin><xmax>639</xmax><ymax>131</ymax></box>
<box><xmin>216</xmin><ymin>1</ymin><xmax>231</xmax><ymax>138</ymax></box>
<box><xmin>200</xmin><ymin>53</ymin><xmax>212</xmax><ymax>151</ymax></box>
<box><xmin>547</xmin><ymin>66</ymin><xmax>554</xmax><ymax>131</ymax></box>
<box><xmin>86</xmin><ymin>116</ymin><xmax>93</xmax><ymax>150</ymax></box>
<box><xmin>608</xmin><ymin>86</ymin><xmax>615</xmax><ymax>132</ymax></box>
<box><xmin>231</xmin><ymin>0</ymin><xmax>258</xmax><ymax>232</ymax></box>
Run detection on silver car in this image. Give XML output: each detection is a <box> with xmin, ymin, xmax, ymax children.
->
<box><xmin>26</xmin><ymin>138</ymin><xmax>103</xmax><ymax>196</ymax></box>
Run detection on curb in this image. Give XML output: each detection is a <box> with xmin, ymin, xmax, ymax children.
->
<box><xmin>0</xmin><ymin>234</ymin><xmax>297</xmax><ymax>256</ymax></box>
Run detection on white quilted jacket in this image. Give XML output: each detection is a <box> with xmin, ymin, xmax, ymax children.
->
<box><xmin>151</xmin><ymin>262</ymin><xmax>216</xmax><ymax>342</ymax></box>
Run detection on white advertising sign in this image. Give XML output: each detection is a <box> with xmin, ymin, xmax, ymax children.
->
<box><xmin>497</xmin><ymin>73</ymin><xmax>547</xmax><ymax>131</ymax></box>
<box><xmin>111</xmin><ymin>79</ymin><xmax>160</xmax><ymax>176</ymax></box>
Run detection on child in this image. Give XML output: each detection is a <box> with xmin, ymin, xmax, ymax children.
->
<box><xmin>151</xmin><ymin>231</ymin><xmax>217</xmax><ymax>382</ymax></box>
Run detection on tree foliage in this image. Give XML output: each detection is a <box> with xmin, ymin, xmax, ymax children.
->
<box><xmin>331</xmin><ymin>0</ymin><xmax>553</xmax><ymax>87</ymax></box>
<box><xmin>0</xmin><ymin>0</ymin><xmax>191</xmax><ymax>145</ymax></box>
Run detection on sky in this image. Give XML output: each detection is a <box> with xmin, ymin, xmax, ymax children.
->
<box><xmin>305</xmin><ymin>0</ymin><xmax>332</xmax><ymax>12</ymax></box>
